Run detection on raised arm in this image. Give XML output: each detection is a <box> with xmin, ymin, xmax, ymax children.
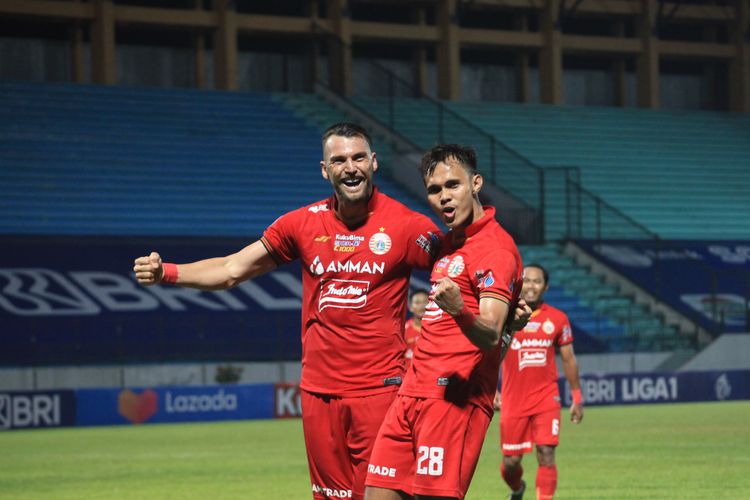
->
<box><xmin>432</xmin><ymin>277</ymin><xmax>510</xmax><ymax>351</ymax></box>
<box><xmin>560</xmin><ymin>343</ymin><xmax>584</xmax><ymax>423</ymax></box>
<box><xmin>133</xmin><ymin>240</ymin><xmax>277</xmax><ymax>291</ymax></box>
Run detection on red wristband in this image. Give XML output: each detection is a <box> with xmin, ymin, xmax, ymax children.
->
<box><xmin>571</xmin><ymin>388</ymin><xmax>583</xmax><ymax>405</ymax></box>
<box><xmin>161</xmin><ymin>262</ymin><xmax>179</xmax><ymax>284</ymax></box>
<box><xmin>452</xmin><ymin>305</ymin><xmax>476</xmax><ymax>331</ymax></box>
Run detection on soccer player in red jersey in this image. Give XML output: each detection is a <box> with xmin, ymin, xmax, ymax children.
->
<box><xmin>133</xmin><ymin>123</ymin><xmax>442</xmax><ymax>500</ymax></box>
<box><xmin>403</xmin><ymin>289</ymin><xmax>428</xmax><ymax>362</ymax></box>
<box><xmin>364</xmin><ymin>144</ymin><xmax>528</xmax><ymax>500</ymax></box>
<box><xmin>497</xmin><ymin>263</ymin><xmax>584</xmax><ymax>500</ymax></box>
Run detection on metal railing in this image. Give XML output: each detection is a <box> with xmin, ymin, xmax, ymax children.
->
<box><xmin>312</xmin><ymin>30</ymin><xmax>749</xmax><ymax>342</ymax></box>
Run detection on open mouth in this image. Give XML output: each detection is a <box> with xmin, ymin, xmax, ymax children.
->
<box><xmin>342</xmin><ymin>178</ymin><xmax>364</xmax><ymax>189</ymax></box>
<box><xmin>442</xmin><ymin>206</ymin><xmax>456</xmax><ymax>220</ymax></box>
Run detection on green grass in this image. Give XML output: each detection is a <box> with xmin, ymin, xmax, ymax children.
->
<box><xmin>1</xmin><ymin>402</ymin><xmax>749</xmax><ymax>499</ymax></box>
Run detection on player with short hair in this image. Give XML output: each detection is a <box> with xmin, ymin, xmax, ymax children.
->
<box><xmin>364</xmin><ymin>144</ymin><xmax>527</xmax><ymax>500</ymax></box>
<box><xmin>404</xmin><ymin>288</ymin><xmax>429</xmax><ymax>361</ymax></box>
<box><xmin>497</xmin><ymin>263</ymin><xmax>583</xmax><ymax>500</ymax></box>
<box><xmin>133</xmin><ymin>123</ymin><xmax>442</xmax><ymax>500</ymax></box>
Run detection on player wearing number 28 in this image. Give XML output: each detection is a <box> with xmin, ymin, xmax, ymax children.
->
<box><xmin>364</xmin><ymin>144</ymin><xmax>523</xmax><ymax>500</ymax></box>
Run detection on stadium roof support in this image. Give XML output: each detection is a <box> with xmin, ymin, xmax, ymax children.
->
<box><xmin>0</xmin><ymin>0</ymin><xmax>746</xmax><ymax>111</ymax></box>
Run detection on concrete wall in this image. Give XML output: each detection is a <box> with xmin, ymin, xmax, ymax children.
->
<box><xmin>679</xmin><ymin>334</ymin><xmax>750</xmax><ymax>372</ymax></box>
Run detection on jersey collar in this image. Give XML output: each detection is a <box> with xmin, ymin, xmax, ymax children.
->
<box><xmin>330</xmin><ymin>186</ymin><xmax>381</xmax><ymax>214</ymax></box>
<box><xmin>463</xmin><ymin>205</ymin><xmax>496</xmax><ymax>238</ymax></box>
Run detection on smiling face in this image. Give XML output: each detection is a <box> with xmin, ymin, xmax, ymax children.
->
<box><xmin>522</xmin><ymin>265</ymin><xmax>549</xmax><ymax>308</ymax></box>
<box><xmin>321</xmin><ymin>134</ymin><xmax>378</xmax><ymax>206</ymax></box>
<box><xmin>424</xmin><ymin>158</ymin><xmax>483</xmax><ymax>231</ymax></box>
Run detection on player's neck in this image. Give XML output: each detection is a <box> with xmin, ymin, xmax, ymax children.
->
<box><xmin>450</xmin><ymin>202</ymin><xmax>485</xmax><ymax>246</ymax></box>
<box><xmin>334</xmin><ymin>197</ymin><xmax>370</xmax><ymax>228</ymax></box>
<box><xmin>412</xmin><ymin>317</ymin><xmax>423</xmax><ymax>328</ymax></box>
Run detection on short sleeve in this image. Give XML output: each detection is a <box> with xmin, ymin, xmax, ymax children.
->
<box><xmin>260</xmin><ymin>210</ymin><xmax>301</xmax><ymax>265</ymax></box>
<box><xmin>472</xmin><ymin>248</ymin><xmax>521</xmax><ymax>304</ymax></box>
<box><xmin>403</xmin><ymin>213</ymin><xmax>442</xmax><ymax>270</ymax></box>
<box><xmin>557</xmin><ymin>312</ymin><xmax>574</xmax><ymax>346</ymax></box>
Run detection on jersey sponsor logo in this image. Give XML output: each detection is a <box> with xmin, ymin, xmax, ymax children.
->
<box><xmin>311</xmin><ymin>484</ymin><xmax>352</xmax><ymax>498</ymax></box>
<box><xmin>542</xmin><ymin>319</ymin><xmax>555</xmax><ymax>334</ymax></box>
<box><xmin>511</xmin><ymin>337</ymin><xmax>553</xmax><ymax>350</ymax></box>
<box><xmin>434</xmin><ymin>256</ymin><xmax>450</xmax><ymax>274</ymax></box>
<box><xmin>319</xmin><ymin>279</ymin><xmax>370</xmax><ymax>311</ymax></box>
<box><xmin>307</xmin><ymin>203</ymin><xmax>329</xmax><ymax>213</ymax></box>
<box><xmin>524</xmin><ymin>321</ymin><xmax>541</xmax><ymax>333</ymax></box>
<box><xmin>368</xmin><ymin>464</ymin><xmax>396</xmax><ymax>478</ymax></box>
<box><xmin>308</xmin><ymin>256</ymin><xmax>385</xmax><ymax>276</ymax></box>
<box><xmin>369</xmin><ymin>231</ymin><xmax>392</xmax><ymax>255</ymax></box>
<box><xmin>478</xmin><ymin>270</ymin><xmax>495</xmax><ymax>289</ymax></box>
<box><xmin>314</xmin><ymin>235</ymin><xmax>331</xmax><ymax>242</ymax></box>
<box><xmin>334</xmin><ymin>234</ymin><xmax>364</xmax><ymax>253</ymax></box>
<box><xmin>519</xmin><ymin>348</ymin><xmax>548</xmax><ymax>370</ymax></box>
<box><xmin>447</xmin><ymin>256</ymin><xmax>465</xmax><ymax>278</ymax></box>
<box><xmin>562</xmin><ymin>324</ymin><xmax>572</xmax><ymax>342</ymax></box>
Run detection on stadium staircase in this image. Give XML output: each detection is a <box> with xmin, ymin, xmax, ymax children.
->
<box><xmin>352</xmin><ymin>96</ymin><xmax>750</xmax><ymax>240</ymax></box>
<box><xmin>0</xmin><ymin>81</ymin><xmax>433</xmax><ymax>236</ymax></box>
<box><xmin>519</xmin><ymin>244</ymin><xmax>686</xmax><ymax>352</ymax></box>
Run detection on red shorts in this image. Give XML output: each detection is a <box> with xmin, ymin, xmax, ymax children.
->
<box><xmin>365</xmin><ymin>395</ymin><xmax>491</xmax><ymax>499</ymax></box>
<box><xmin>500</xmin><ymin>407</ymin><xmax>561</xmax><ymax>455</ymax></box>
<box><xmin>301</xmin><ymin>389</ymin><xmax>397</xmax><ymax>500</ymax></box>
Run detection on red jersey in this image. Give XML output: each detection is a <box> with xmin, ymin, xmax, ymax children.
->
<box><xmin>261</xmin><ymin>188</ymin><xmax>440</xmax><ymax>396</ymax></box>
<box><xmin>403</xmin><ymin>318</ymin><xmax>421</xmax><ymax>360</ymax></box>
<box><xmin>399</xmin><ymin>207</ymin><xmax>523</xmax><ymax>416</ymax></box>
<box><xmin>500</xmin><ymin>303</ymin><xmax>573</xmax><ymax>417</ymax></box>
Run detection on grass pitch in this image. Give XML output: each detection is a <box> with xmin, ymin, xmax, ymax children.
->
<box><xmin>1</xmin><ymin>401</ymin><xmax>748</xmax><ymax>499</ymax></box>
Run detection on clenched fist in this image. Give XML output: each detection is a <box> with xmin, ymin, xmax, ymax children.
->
<box><xmin>432</xmin><ymin>277</ymin><xmax>464</xmax><ymax>316</ymax></box>
<box><xmin>133</xmin><ymin>251</ymin><xmax>164</xmax><ymax>286</ymax></box>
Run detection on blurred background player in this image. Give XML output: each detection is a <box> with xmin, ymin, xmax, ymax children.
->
<box><xmin>497</xmin><ymin>263</ymin><xmax>583</xmax><ymax>500</ymax></box>
<box><xmin>403</xmin><ymin>288</ymin><xmax>429</xmax><ymax>361</ymax></box>
<box><xmin>365</xmin><ymin>144</ymin><xmax>527</xmax><ymax>500</ymax></box>
<box><xmin>133</xmin><ymin>123</ymin><xmax>440</xmax><ymax>500</ymax></box>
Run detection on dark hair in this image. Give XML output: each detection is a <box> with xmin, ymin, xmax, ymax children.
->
<box><xmin>322</xmin><ymin>122</ymin><xmax>372</xmax><ymax>150</ymax></box>
<box><xmin>524</xmin><ymin>263</ymin><xmax>549</xmax><ymax>285</ymax></box>
<box><xmin>419</xmin><ymin>144</ymin><xmax>478</xmax><ymax>178</ymax></box>
<box><xmin>409</xmin><ymin>288</ymin><xmax>429</xmax><ymax>301</ymax></box>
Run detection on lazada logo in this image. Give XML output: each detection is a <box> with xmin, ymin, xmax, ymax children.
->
<box><xmin>118</xmin><ymin>389</ymin><xmax>158</xmax><ymax>424</ymax></box>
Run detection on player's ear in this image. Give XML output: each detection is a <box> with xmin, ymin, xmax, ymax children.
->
<box><xmin>321</xmin><ymin>160</ymin><xmax>329</xmax><ymax>180</ymax></box>
<box><xmin>472</xmin><ymin>173</ymin><xmax>483</xmax><ymax>196</ymax></box>
<box><xmin>371</xmin><ymin>152</ymin><xmax>379</xmax><ymax>173</ymax></box>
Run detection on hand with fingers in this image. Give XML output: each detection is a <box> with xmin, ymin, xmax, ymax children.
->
<box><xmin>432</xmin><ymin>277</ymin><xmax>464</xmax><ymax>316</ymax></box>
<box><xmin>570</xmin><ymin>402</ymin><xmax>584</xmax><ymax>424</ymax></box>
<box><xmin>133</xmin><ymin>251</ymin><xmax>164</xmax><ymax>286</ymax></box>
<box><xmin>508</xmin><ymin>299</ymin><xmax>532</xmax><ymax>332</ymax></box>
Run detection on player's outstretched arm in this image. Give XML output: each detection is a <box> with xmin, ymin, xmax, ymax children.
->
<box><xmin>432</xmin><ymin>277</ymin><xmax>510</xmax><ymax>350</ymax></box>
<box><xmin>133</xmin><ymin>240</ymin><xmax>277</xmax><ymax>291</ymax></box>
<box><xmin>560</xmin><ymin>343</ymin><xmax>584</xmax><ymax>424</ymax></box>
